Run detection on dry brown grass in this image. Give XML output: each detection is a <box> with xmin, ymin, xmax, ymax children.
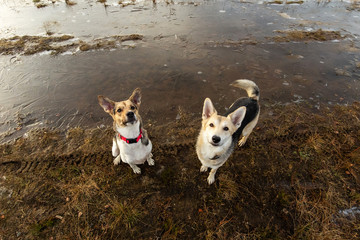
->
<box><xmin>1</xmin><ymin>102</ymin><xmax>360</xmax><ymax>239</ymax></box>
<box><xmin>65</xmin><ymin>0</ymin><xmax>77</xmax><ymax>6</ymax></box>
<box><xmin>273</xmin><ymin>29</ymin><xmax>343</xmax><ymax>42</ymax></box>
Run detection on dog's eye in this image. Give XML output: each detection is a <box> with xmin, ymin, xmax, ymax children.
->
<box><xmin>209</xmin><ymin>123</ymin><xmax>214</xmax><ymax>127</ymax></box>
<box><xmin>223</xmin><ymin>127</ymin><xmax>229</xmax><ymax>131</ymax></box>
<box><xmin>117</xmin><ymin>108</ymin><xmax>122</xmax><ymax>113</ymax></box>
<box><xmin>130</xmin><ymin>106</ymin><xmax>135</xmax><ymax>110</ymax></box>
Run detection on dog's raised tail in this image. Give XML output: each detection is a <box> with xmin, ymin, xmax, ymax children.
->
<box><xmin>231</xmin><ymin>79</ymin><xmax>259</xmax><ymax>101</ymax></box>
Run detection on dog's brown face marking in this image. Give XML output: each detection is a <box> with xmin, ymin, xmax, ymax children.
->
<box><xmin>98</xmin><ymin>88</ymin><xmax>142</xmax><ymax>127</ymax></box>
<box><xmin>113</xmin><ymin>100</ymin><xmax>140</xmax><ymax>127</ymax></box>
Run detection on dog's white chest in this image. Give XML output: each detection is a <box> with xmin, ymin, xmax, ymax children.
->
<box><xmin>117</xmin><ymin>138</ymin><xmax>152</xmax><ymax>165</ymax></box>
<box><xmin>198</xmin><ymin>145</ymin><xmax>228</xmax><ymax>167</ymax></box>
<box><xmin>115</xmin><ymin>122</ymin><xmax>152</xmax><ymax>165</ymax></box>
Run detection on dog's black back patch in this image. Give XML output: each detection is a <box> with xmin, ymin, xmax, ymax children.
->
<box><xmin>224</xmin><ymin>97</ymin><xmax>259</xmax><ymax>141</ymax></box>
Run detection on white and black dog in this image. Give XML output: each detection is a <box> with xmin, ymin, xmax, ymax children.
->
<box><xmin>98</xmin><ymin>88</ymin><xmax>154</xmax><ymax>174</ymax></box>
<box><xmin>196</xmin><ymin>79</ymin><xmax>260</xmax><ymax>184</ymax></box>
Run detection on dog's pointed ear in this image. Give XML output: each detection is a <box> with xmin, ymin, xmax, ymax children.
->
<box><xmin>98</xmin><ymin>95</ymin><xmax>115</xmax><ymax>115</ymax></box>
<box><xmin>228</xmin><ymin>106</ymin><xmax>246</xmax><ymax>128</ymax></box>
<box><xmin>202</xmin><ymin>98</ymin><xmax>217</xmax><ymax>120</ymax></box>
<box><xmin>129</xmin><ymin>88</ymin><xmax>141</xmax><ymax>106</ymax></box>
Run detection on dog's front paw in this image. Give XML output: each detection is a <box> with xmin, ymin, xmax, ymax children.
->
<box><xmin>200</xmin><ymin>165</ymin><xmax>208</xmax><ymax>172</ymax></box>
<box><xmin>147</xmin><ymin>158</ymin><xmax>155</xmax><ymax>166</ymax></box>
<box><xmin>130</xmin><ymin>164</ymin><xmax>141</xmax><ymax>174</ymax></box>
<box><xmin>238</xmin><ymin>137</ymin><xmax>247</xmax><ymax>147</ymax></box>
<box><xmin>113</xmin><ymin>156</ymin><xmax>121</xmax><ymax>165</ymax></box>
<box><xmin>207</xmin><ymin>174</ymin><xmax>216</xmax><ymax>185</ymax></box>
<box><xmin>112</xmin><ymin>139</ymin><xmax>120</xmax><ymax>157</ymax></box>
<box><xmin>147</xmin><ymin>153</ymin><xmax>155</xmax><ymax>166</ymax></box>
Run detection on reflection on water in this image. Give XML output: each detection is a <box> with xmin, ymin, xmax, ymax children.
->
<box><xmin>0</xmin><ymin>0</ymin><xmax>360</xmax><ymax>142</ymax></box>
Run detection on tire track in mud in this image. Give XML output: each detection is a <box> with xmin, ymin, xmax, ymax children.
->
<box><xmin>1</xmin><ymin>132</ymin><xmax>311</xmax><ymax>175</ymax></box>
<box><xmin>1</xmin><ymin>151</ymin><xmax>111</xmax><ymax>174</ymax></box>
<box><xmin>1</xmin><ymin>142</ymin><xmax>195</xmax><ymax>174</ymax></box>
<box><xmin>0</xmin><ymin>129</ymin><xmax>317</xmax><ymax>175</ymax></box>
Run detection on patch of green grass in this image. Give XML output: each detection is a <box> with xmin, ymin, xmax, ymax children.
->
<box><xmin>298</xmin><ymin>150</ymin><xmax>311</xmax><ymax>160</ymax></box>
<box><xmin>276</xmin><ymin>190</ymin><xmax>292</xmax><ymax>207</ymax></box>
<box><xmin>30</xmin><ymin>218</ymin><xmax>56</xmax><ymax>236</ymax></box>
<box><xmin>159</xmin><ymin>167</ymin><xmax>176</xmax><ymax>185</ymax></box>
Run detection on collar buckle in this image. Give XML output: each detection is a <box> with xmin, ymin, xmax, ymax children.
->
<box><xmin>118</xmin><ymin>129</ymin><xmax>143</xmax><ymax>144</ymax></box>
<box><xmin>126</xmin><ymin>138</ymin><xmax>137</xmax><ymax>144</ymax></box>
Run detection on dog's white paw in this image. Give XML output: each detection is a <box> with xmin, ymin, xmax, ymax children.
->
<box><xmin>147</xmin><ymin>158</ymin><xmax>155</xmax><ymax>166</ymax></box>
<box><xmin>238</xmin><ymin>137</ymin><xmax>247</xmax><ymax>147</ymax></box>
<box><xmin>113</xmin><ymin>156</ymin><xmax>121</xmax><ymax>165</ymax></box>
<box><xmin>147</xmin><ymin>153</ymin><xmax>155</xmax><ymax>166</ymax></box>
<box><xmin>200</xmin><ymin>165</ymin><xmax>208</xmax><ymax>172</ymax></box>
<box><xmin>130</xmin><ymin>165</ymin><xmax>141</xmax><ymax>174</ymax></box>
<box><xmin>207</xmin><ymin>174</ymin><xmax>216</xmax><ymax>185</ymax></box>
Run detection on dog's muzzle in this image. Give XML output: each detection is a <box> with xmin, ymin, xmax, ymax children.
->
<box><xmin>126</xmin><ymin>112</ymin><xmax>136</xmax><ymax>124</ymax></box>
<box><xmin>211</xmin><ymin>135</ymin><xmax>221</xmax><ymax>146</ymax></box>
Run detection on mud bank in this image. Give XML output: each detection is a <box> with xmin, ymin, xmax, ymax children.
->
<box><xmin>1</xmin><ymin>103</ymin><xmax>360</xmax><ymax>239</ymax></box>
<box><xmin>0</xmin><ymin>34</ymin><xmax>143</xmax><ymax>55</ymax></box>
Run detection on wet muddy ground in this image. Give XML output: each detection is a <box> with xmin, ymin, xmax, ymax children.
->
<box><xmin>1</xmin><ymin>0</ymin><xmax>360</xmax><ymax>239</ymax></box>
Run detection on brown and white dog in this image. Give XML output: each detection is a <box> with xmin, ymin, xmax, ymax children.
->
<box><xmin>196</xmin><ymin>79</ymin><xmax>260</xmax><ymax>185</ymax></box>
<box><xmin>98</xmin><ymin>88</ymin><xmax>154</xmax><ymax>174</ymax></box>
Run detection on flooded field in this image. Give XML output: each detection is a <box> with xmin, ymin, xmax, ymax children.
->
<box><xmin>1</xmin><ymin>0</ymin><xmax>360</xmax><ymax>141</ymax></box>
<box><xmin>1</xmin><ymin>0</ymin><xmax>360</xmax><ymax>239</ymax></box>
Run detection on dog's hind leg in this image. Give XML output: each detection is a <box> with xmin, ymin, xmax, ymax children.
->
<box><xmin>207</xmin><ymin>168</ymin><xmax>218</xmax><ymax>185</ymax></box>
<box><xmin>141</xmin><ymin>128</ymin><xmax>150</xmax><ymax>146</ymax></box>
<box><xmin>113</xmin><ymin>155</ymin><xmax>121</xmax><ymax>165</ymax></box>
<box><xmin>238</xmin><ymin>114</ymin><xmax>259</xmax><ymax>147</ymax></box>
<box><xmin>112</xmin><ymin>136</ymin><xmax>120</xmax><ymax>157</ymax></box>
<box><xmin>238</xmin><ymin>135</ymin><xmax>250</xmax><ymax>147</ymax></box>
<box><xmin>147</xmin><ymin>153</ymin><xmax>155</xmax><ymax>166</ymax></box>
<box><xmin>129</xmin><ymin>164</ymin><xmax>141</xmax><ymax>174</ymax></box>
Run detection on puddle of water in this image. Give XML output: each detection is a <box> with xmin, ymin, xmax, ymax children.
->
<box><xmin>0</xmin><ymin>0</ymin><xmax>360</xmax><ymax>142</ymax></box>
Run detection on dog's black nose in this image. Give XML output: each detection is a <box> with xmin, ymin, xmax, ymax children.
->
<box><xmin>127</xmin><ymin>112</ymin><xmax>134</xmax><ymax>118</ymax></box>
<box><xmin>212</xmin><ymin>135</ymin><xmax>221</xmax><ymax>144</ymax></box>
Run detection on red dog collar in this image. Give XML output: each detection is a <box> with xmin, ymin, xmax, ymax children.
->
<box><xmin>118</xmin><ymin>129</ymin><xmax>142</xmax><ymax>144</ymax></box>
